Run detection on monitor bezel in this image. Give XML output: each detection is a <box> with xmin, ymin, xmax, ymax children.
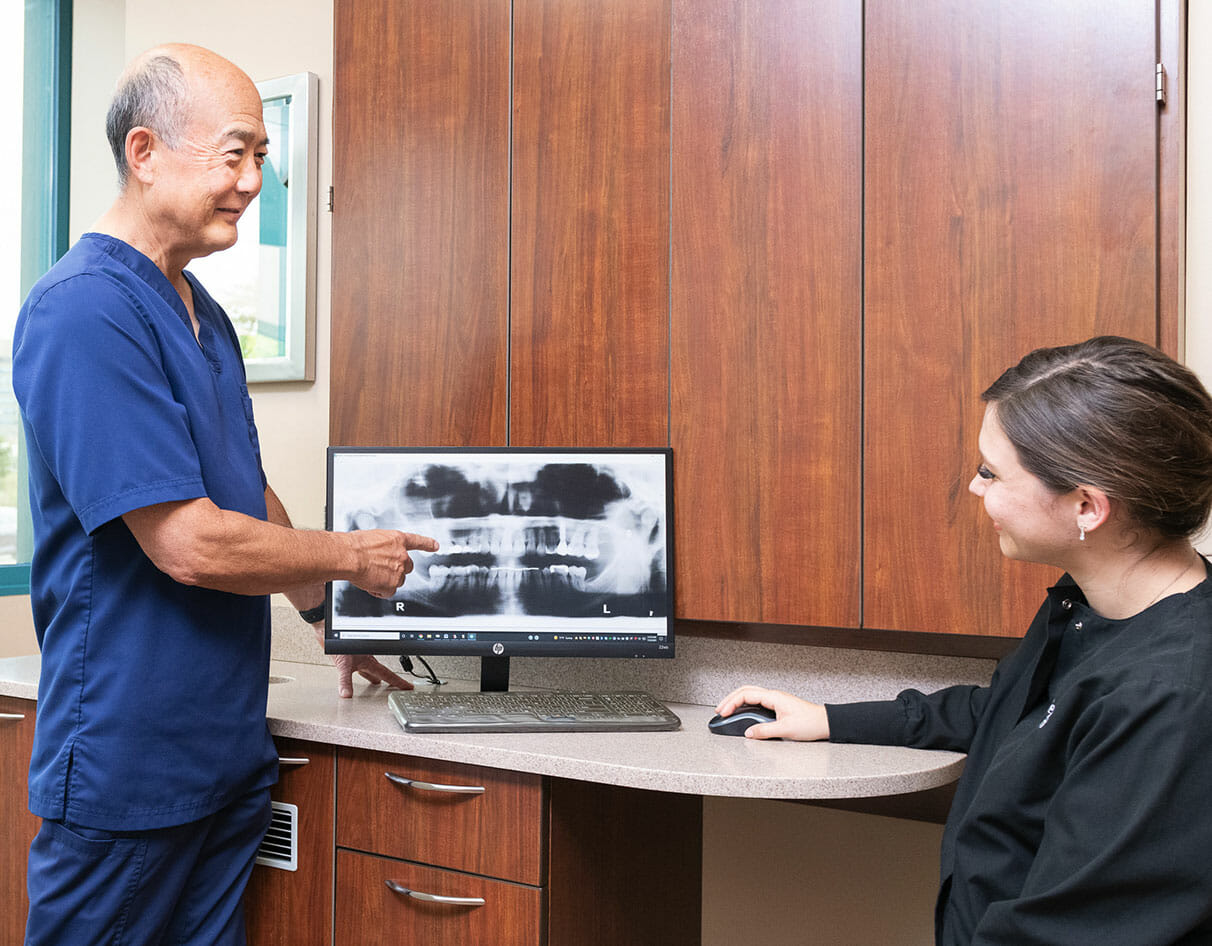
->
<box><xmin>323</xmin><ymin>445</ymin><xmax>675</xmax><ymax>663</ymax></box>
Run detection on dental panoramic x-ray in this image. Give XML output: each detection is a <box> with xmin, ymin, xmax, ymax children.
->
<box><xmin>325</xmin><ymin>449</ymin><xmax>672</xmax><ymax>645</ymax></box>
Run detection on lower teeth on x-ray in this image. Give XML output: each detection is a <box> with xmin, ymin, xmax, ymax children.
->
<box><xmin>332</xmin><ymin>459</ymin><xmax>668</xmax><ymax>621</ymax></box>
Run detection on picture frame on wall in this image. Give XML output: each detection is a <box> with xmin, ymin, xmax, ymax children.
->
<box><xmin>190</xmin><ymin>71</ymin><xmax>319</xmax><ymax>382</ymax></box>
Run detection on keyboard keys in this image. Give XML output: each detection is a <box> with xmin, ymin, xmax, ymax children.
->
<box><xmin>388</xmin><ymin>690</ymin><xmax>681</xmax><ymax>733</ymax></box>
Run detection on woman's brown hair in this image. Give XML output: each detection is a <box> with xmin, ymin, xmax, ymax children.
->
<box><xmin>982</xmin><ymin>336</ymin><xmax>1212</xmax><ymax>541</ymax></box>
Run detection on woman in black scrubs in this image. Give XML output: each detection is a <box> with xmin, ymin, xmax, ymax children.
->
<box><xmin>717</xmin><ymin>336</ymin><xmax>1212</xmax><ymax>945</ymax></box>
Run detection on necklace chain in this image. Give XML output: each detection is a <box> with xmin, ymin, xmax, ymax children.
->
<box><xmin>1145</xmin><ymin>554</ymin><xmax>1201</xmax><ymax>609</ymax></box>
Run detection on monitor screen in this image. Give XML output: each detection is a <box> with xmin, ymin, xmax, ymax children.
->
<box><xmin>324</xmin><ymin>447</ymin><xmax>674</xmax><ymax>688</ymax></box>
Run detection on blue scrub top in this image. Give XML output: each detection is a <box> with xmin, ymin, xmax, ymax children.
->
<box><xmin>12</xmin><ymin>233</ymin><xmax>278</xmax><ymax>830</ymax></box>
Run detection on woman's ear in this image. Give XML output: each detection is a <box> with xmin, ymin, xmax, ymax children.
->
<box><xmin>1074</xmin><ymin>484</ymin><xmax>1112</xmax><ymax>540</ymax></box>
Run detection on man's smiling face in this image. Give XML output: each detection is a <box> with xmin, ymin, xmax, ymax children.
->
<box><xmin>144</xmin><ymin>63</ymin><xmax>268</xmax><ymax>266</ymax></box>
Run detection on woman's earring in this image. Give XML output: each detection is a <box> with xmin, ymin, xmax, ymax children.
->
<box><xmin>1078</xmin><ymin>524</ymin><xmax>1087</xmax><ymax>542</ymax></box>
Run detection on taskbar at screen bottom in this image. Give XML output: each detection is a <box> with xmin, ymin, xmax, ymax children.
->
<box><xmin>329</xmin><ymin>630</ymin><xmax>665</xmax><ymax>644</ymax></box>
<box><xmin>323</xmin><ymin>630</ymin><xmax>673</xmax><ymax>658</ymax></box>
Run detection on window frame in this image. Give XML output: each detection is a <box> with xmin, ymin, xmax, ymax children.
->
<box><xmin>8</xmin><ymin>0</ymin><xmax>72</xmax><ymax>594</ymax></box>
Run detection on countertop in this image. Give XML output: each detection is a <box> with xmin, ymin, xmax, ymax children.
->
<box><xmin>0</xmin><ymin>655</ymin><xmax>965</xmax><ymax>800</ymax></box>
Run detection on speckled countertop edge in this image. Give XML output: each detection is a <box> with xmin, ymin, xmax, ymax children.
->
<box><xmin>0</xmin><ymin>654</ymin><xmax>965</xmax><ymax>801</ymax></box>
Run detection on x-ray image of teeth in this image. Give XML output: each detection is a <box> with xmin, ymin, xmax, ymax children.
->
<box><xmin>330</xmin><ymin>454</ymin><xmax>669</xmax><ymax>625</ymax></box>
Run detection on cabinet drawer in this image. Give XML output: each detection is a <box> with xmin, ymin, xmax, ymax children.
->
<box><xmin>337</xmin><ymin>747</ymin><xmax>546</xmax><ymax>884</ymax></box>
<box><xmin>334</xmin><ymin>849</ymin><xmax>542</xmax><ymax>946</ymax></box>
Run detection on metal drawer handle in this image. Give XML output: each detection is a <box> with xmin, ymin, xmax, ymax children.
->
<box><xmin>384</xmin><ymin>771</ymin><xmax>485</xmax><ymax>795</ymax></box>
<box><xmin>385</xmin><ymin>879</ymin><xmax>485</xmax><ymax>907</ymax></box>
<box><xmin>277</xmin><ymin>757</ymin><xmax>310</xmax><ymax>767</ymax></box>
<box><xmin>0</xmin><ymin>713</ymin><xmax>25</xmax><ymax>720</ymax></box>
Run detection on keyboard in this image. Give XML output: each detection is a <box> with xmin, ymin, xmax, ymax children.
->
<box><xmin>388</xmin><ymin>688</ymin><xmax>682</xmax><ymax>733</ymax></box>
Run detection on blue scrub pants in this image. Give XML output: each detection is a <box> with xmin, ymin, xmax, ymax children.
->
<box><xmin>24</xmin><ymin>785</ymin><xmax>272</xmax><ymax>946</ymax></box>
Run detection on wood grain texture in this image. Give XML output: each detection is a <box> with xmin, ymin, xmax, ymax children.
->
<box><xmin>331</xmin><ymin>0</ymin><xmax>510</xmax><ymax>447</ymax></box>
<box><xmin>510</xmin><ymin>0</ymin><xmax>671</xmax><ymax>447</ymax></box>
<box><xmin>547</xmin><ymin>778</ymin><xmax>702</xmax><ymax>946</ymax></box>
<box><xmin>334</xmin><ymin>850</ymin><xmax>542</xmax><ymax>946</ymax></box>
<box><xmin>0</xmin><ymin>697</ymin><xmax>37</xmax><ymax>945</ymax></box>
<box><xmin>244</xmin><ymin>740</ymin><xmax>335</xmax><ymax>946</ymax></box>
<box><xmin>670</xmin><ymin>0</ymin><xmax>863</xmax><ymax>626</ymax></box>
<box><xmin>1158</xmin><ymin>0</ymin><xmax>1184</xmax><ymax>355</ymax></box>
<box><xmin>336</xmin><ymin>748</ymin><xmax>546</xmax><ymax>886</ymax></box>
<box><xmin>863</xmin><ymin>0</ymin><xmax>1159</xmax><ymax>635</ymax></box>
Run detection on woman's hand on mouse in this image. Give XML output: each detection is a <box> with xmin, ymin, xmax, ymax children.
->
<box><xmin>714</xmin><ymin>686</ymin><xmax>830</xmax><ymax>741</ymax></box>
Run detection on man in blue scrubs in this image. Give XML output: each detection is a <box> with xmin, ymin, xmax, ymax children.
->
<box><xmin>12</xmin><ymin>44</ymin><xmax>437</xmax><ymax>945</ymax></box>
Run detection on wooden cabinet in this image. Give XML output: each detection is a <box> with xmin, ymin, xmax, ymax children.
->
<box><xmin>331</xmin><ymin>0</ymin><xmax>511</xmax><ymax>449</ymax></box>
<box><xmin>510</xmin><ymin>0</ymin><xmax>671</xmax><ymax>449</ymax></box>
<box><xmin>670</xmin><ymin>0</ymin><xmax>862</xmax><ymax>627</ymax></box>
<box><xmin>330</xmin><ymin>0</ymin><xmax>864</xmax><ymax>629</ymax></box>
<box><xmin>335</xmin><ymin>751</ymin><xmax>545</xmax><ymax>945</ymax></box>
<box><xmin>244</xmin><ymin>739</ymin><xmax>334</xmax><ymax>946</ymax></box>
<box><xmin>334</xmin><ymin>747</ymin><xmax>701</xmax><ymax>946</ymax></box>
<box><xmin>2</xmin><ymin>706</ymin><xmax>699</xmax><ymax>946</ymax></box>
<box><xmin>330</xmin><ymin>0</ymin><xmax>1180</xmax><ymax>644</ymax></box>
<box><xmin>0</xmin><ymin>696</ymin><xmax>37</xmax><ymax>946</ymax></box>
<box><xmin>862</xmin><ymin>0</ymin><xmax>1164</xmax><ymax>637</ymax></box>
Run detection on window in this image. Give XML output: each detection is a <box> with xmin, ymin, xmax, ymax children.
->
<box><xmin>0</xmin><ymin>0</ymin><xmax>72</xmax><ymax>591</ymax></box>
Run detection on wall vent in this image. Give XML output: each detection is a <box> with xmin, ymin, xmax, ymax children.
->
<box><xmin>255</xmin><ymin>801</ymin><xmax>299</xmax><ymax>872</ymax></box>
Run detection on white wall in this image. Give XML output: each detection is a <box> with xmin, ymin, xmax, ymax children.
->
<box><xmin>1190</xmin><ymin>5</ymin><xmax>1212</xmax><ymax>388</ymax></box>
<box><xmin>68</xmin><ymin>0</ymin><xmax>124</xmax><ymax>242</ymax></box>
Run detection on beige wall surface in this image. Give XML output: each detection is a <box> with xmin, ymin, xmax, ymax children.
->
<box><xmin>0</xmin><ymin>596</ymin><xmax>36</xmax><ymax>658</ymax></box>
<box><xmin>703</xmin><ymin>798</ymin><xmax>943</xmax><ymax>945</ymax></box>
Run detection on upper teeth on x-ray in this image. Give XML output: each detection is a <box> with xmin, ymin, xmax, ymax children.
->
<box><xmin>332</xmin><ymin>458</ymin><xmax>668</xmax><ymax>621</ymax></box>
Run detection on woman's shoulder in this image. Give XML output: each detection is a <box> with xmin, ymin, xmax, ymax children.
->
<box><xmin>1080</xmin><ymin>590</ymin><xmax>1212</xmax><ymax>699</ymax></box>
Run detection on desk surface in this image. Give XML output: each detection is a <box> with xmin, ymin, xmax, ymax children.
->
<box><xmin>0</xmin><ymin>655</ymin><xmax>964</xmax><ymax>800</ymax></box>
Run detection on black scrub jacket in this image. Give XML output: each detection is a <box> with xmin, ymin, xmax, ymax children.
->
<box><xmin>828</xmin><ymin>570</ymin><xmax>1212</xmax><ymax>946</ymax></box>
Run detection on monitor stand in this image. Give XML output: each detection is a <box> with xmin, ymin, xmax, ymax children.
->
<box><xmin>480</xmin><ymin>656</ymin><xmax>510</xmax><ymax>692</ymax></box>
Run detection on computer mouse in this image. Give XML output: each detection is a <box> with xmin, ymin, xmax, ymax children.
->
<box><xmin>707</xmin><ymin>703</ymin><xmax>778</xmax><ymax>737</ymax></box>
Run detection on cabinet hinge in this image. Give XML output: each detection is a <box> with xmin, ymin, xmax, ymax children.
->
<box><xmin>1156</xmin><ymin>63</ymin><xmax>1167</xmax><ymax>107</ymax></box>
<box><xmin>327</xmin><ymin>186</ymin><xmax>334</xmax><ymax>213</ymax></box>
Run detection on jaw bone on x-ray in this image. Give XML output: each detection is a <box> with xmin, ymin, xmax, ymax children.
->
<box><xmin>332</xmin><ymin>456</ymin><xmax>669</xmax><ymax>623</ymax></box>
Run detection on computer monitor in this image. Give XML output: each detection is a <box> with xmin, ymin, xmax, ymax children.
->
<box><xmin>324</xmin><ymin>446</ymin><xmax>674</xmax><ymax>691</ymax></box>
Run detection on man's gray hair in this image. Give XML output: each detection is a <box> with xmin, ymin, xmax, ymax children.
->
<box><xmin>105</xmin><ymin>54</ymin><xmax>189</xmax><ymax>187</ymax></box>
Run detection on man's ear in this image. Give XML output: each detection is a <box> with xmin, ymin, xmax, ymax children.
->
<box><xmin>125</xmin><ymin>127</ymin><xmax>158</xmax><ymax>185</ymax></box>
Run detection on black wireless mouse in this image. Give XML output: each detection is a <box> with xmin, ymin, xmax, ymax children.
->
<box><xmin>707</xmin><ymin>703</ymin><xmax>777</xmax><ymax>737</ymax></box>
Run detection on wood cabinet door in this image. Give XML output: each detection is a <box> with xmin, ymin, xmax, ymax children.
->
<box><xmin>670</xmin><ymin>0</ymin><xmax>863</xmax><ymax>626</ymax></box>
<box><xmin>863</xmin><ymin>0</ymin><xmax>1160</xmax><ymax>636</ymax></box>
<box><xmin>510</xmin><ymin>0</ymin><xmax>671</xmax><ymax>448</ymax></box>
<box><xmin>331</xmin><ymin>0</ymin><xmax>511</xmax><ymax>448</ymax></box>
<box><xmin>244</xmin><ymin>739</ymin><xmax>334</xmax><ymax>946</ymax></box>
<box><xmin>0</xmin><ymin>696</ymin><xmax>38</xmax><ymax>945</ymax></box>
